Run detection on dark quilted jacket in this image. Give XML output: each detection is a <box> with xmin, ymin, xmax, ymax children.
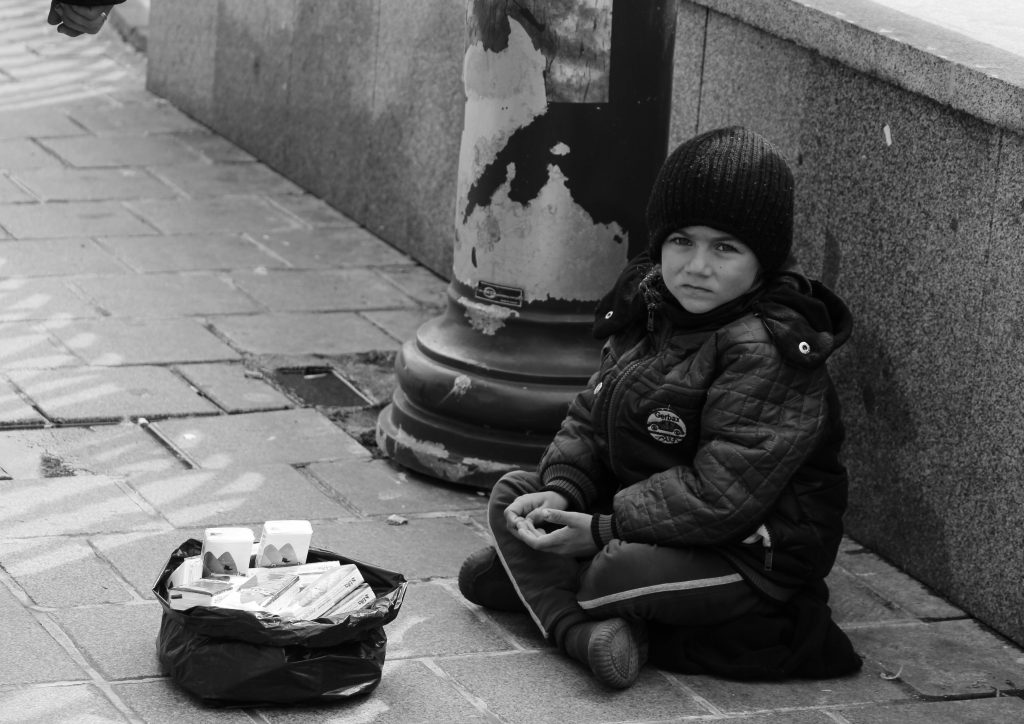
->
<box><xmin>541</xmin><ymin>261</ymin><xmax>853</xmax><ymax>599</ymax></box>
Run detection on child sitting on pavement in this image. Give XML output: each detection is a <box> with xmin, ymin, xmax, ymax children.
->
<box><xmin>458</xmin><ymin>126</ymin><xmax>861</xmax><ymax>689</ymax></box>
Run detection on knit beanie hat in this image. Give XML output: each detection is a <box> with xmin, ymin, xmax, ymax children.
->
<box><xmin>645</xmin><ymin>126</ymin><xmax>794</xmax><ymax>274</ymax></box>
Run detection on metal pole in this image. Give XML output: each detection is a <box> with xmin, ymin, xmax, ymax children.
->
<box><xmin>377</xmin><ymin>0</ymin><xmax>679</xmax><ymax>488</ymax></box>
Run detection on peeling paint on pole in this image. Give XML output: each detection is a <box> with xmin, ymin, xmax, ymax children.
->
<box><xmin>458</xmin><ymin>295</ymin><xmax>519</xmax><ymax>335</ymax></box>
<box><xmin>456</xmin><ymin>3</ymin><xmax>626</xmax><ymax>306</ymax></box>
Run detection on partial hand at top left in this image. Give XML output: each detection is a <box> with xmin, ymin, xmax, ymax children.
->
<box><xmin>47</xmin><ymin>2</ymin><xmax>115</xmax><ymax>37</ymax></box>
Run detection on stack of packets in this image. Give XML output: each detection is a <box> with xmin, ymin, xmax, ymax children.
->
<box><xmin>166</xmin><ymin>520</ymin><xmax>375</xmax><ymax>619</ymax></box>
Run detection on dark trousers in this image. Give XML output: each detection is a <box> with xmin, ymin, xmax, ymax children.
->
<box><xmin>488</xmin><ymin>470</ymin><xmax>775</xmax><ymax>646</ymax></box>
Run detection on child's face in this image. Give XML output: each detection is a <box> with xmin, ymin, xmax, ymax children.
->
<box><xmin>660</xmin><ymin>225</ymin><xmax>761</xmax><ymax>313</ymax></box>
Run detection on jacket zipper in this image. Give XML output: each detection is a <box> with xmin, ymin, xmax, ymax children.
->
<box><xmin>761</xmin><ymin>524</ymin><xmax>774</xmax><ymax>571</ymax></box>
<box><xmin>604</xmin><ymin>314</ymin><xmax>667</xmax><ymax>474</ymax></box>
<box><xmin>605</xmin><ymin>357</ymin><xmax>645</xmax><ymax>472</ymax></box>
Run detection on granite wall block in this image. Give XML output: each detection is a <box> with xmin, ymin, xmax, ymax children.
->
<box><xmin>958</xmin><ymin>129</ymin><xmax>1024</xmax><ymax>643</ymax></box>
<box><xmin>146</xmin><ymin>0</ymin><xmax>219</xmax><ymax>120</ymax></box>
<box><xmin>808</xmin><ymin>73</ymin><xmax>1001</xmax><ymax>621</ymax></box>
<box><xmin>284</xmin><ymin>0</ymin><xmax>379</xmax><ymax>210</ymax></box>
<box><xmin>667</xmin><ymin>1</ymin><xmax>709</xmax><ymax>146</ymax></box>
<box><xmin>364</xmin><ymin>0</ymin><xmax>465</xmax><ymax>275</ymax></box>
<box><xmin>212</xmin><ymin>0</ymin><xmax>300</xmax><ymax>172</ymax></box>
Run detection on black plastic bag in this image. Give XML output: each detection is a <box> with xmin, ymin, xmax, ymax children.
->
<box><xmin>154</xmin><ymin>539</ymin><xmax>407</xmax><ymax>706</ymax></box>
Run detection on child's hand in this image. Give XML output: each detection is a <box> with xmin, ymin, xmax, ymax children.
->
<box><xmin>503</xmin><ymin>490</ymin><xmax>567</xmax><ymax>535</ymax></box>
<box><xmin>513</xmin><ymin>508</ymin><xmax>598</xmax><ymax>558</ymax></box>
<box><xmin>48</xmin><ymin>3</ymin><xmax>114</xmax><ymax>37</ymax></box>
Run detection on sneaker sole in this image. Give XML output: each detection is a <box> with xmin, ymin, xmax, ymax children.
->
<box><xmin>587</xmin><ymin>619</ymin><xmax>641</xmax><ymax>689</ymax></box>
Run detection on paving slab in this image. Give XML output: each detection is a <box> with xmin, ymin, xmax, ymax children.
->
<box><xmin>209</xmin><ymin>311</ymin><xmax>401</xmax><ymax>356</ymax></box>
<box><xmin>439</xmin><ymin>651</ymin><xmax>705</xmax><ymax>723</ymax></box>
<box><xmin>0</xmin><ymin>684</ymin><xmax>130</xmax><ymax>724</ymax></box>
<box><xmin>125</xmin><ymin>196</ymin><xmax>303</xmax><ymax>235</ymax></box>
<box><xmin>312</xmin><ymin>516</ymin><xmax>490</xmax><ymax>581</ymax></box>
<box><xmin>826</xmin><ymin>566</ymin><xmax>916</xmax><ymax>625</ymax></box>
<box><xmin>836</xmin><ymin>547</ymin><xmax>966</xmax><ymax>620</ymax></box>
<box><xmin>249</xmin><ymin>228</ymin><xmax>415</xmax><ymax>269</ymax></box>
<box><xmin>0</xmin><ymin>173</ymin><xmax>33</xmax><ymax>202</ymax></box>
<box><xmin>0</xmin><ymin>237</ymin><xmax>127</xmax><ymax>276</ymax></box>
<box><xmin>8</xmin><ymin>366</ymin><xmax>219</xmax><ymax>423</ymax></box>
<box><xmin>174</xmin><ymin>363</ymin><xmax>293</xmax><ymax>413</ymax></box>
<box><xmin>0</xmin><ymin>277</ymin><xmax>102</xmax><ymax>321</ymax></box>
<box><xmin>0</xmin><ymin>139</ymin><xmax>64</xmax><ymax>171</ymax></box>
<box><xmin>840</xmin><ymin>696</ymin><xmax>1024</xmax><ymax>723</ymax></box>
<box><xmin>307</xmin><ymin>458</ymin><xmax>487</xmax><ymax>516</ymax></box>
<box><xmin>481</xmin><ymin>606</ymin><xmax>548</xmax><ymax>649</ymax></box>
<box><xmin>67</xmin><ymin>102</ymin><xmax>204</xmax><ymax>136</ymax></box>
<box><xmin>98</xmin><ymin>233</ymin><xmax>285</xmax><ymax>273</ymax></box>
<box><xmin>52</xmin><ymin>602</ymin><xmax>164</xmax><ymax>680</ymax></box>
<box><xmin>231</xmin><ymin>269</ymin><xmax>419</xmax><ymax>312</ymax></box>
<box><xmin>263</xmin><ymin>194</ymin><xmax>359</xmax><ymax>228</ymax></box>
<box><xmin>36</xmin><ymin>135</ymin><xmax>203</xmax><ymax>168</ymax></box>
<box><xmin>0</xmin><ymin>108</ymin><xmax>84</xmax><ymax>140</ymax></box>
<box><xmin>0</xmin><ymin>200</ymin><xmax>158</xmax><ymax>239</ymax></box>
<box><xmin>113</xmin><ymin>680</ymin><xmax>257</xmax><ymax>723</ymax></box>
<box><xmin>0</xmin><ymin>536</ymin><xmax>136</xmax><ymax>607</ymax></box>
<box><xmin>362</xmin><ymin>308</ymin><xmax>437</xmax><ymax>343</ymax></box>
<box><xmin>385</xmin><ymin>581</ymin><xmax>516</xmax><ymax>659</ymax></box>
<box><xmin>45</xmin><ymin>317</ymin><xmax>241</xmax><ymax>366</ymax></box>
<box><xmin>680</xmin><ymin>667</ymin><xmax>907</xmax><ymax>714</ymax></box>
<box><xmin>11</xmin><ymin>167</ymin><xmax>178</xmax><ymax>203</ymax></box>
<box><xmin>165</xmin><ymin>130</ymin><xmax>256</xmax><ymax>163</ymax></box>
<box><xmin>126</xmin><ymin>463</ymin><xmax>351</xmax><ymax>527</ymax></box>
<box><xmin>150</xmin><ymin>408</ymin><xmax>370</xmax><ymax>469</ymax></box>
<box><xmin>0</xmin><ymin>423</ymin><xmax>184</xmax><ymax>479</ymax></box>
<box><xmin>148</xmin><ymin>162</ymin><xmax>303</xmax><ymax>198</ymax></box>
<box><xmin>374</xmin><ymin>266</ymin><xmax>448</xmax><ymax>308</ymax></box>
<box><xmin>0</xmin><ymin>474</ymin><xmax>169</xmax><ymax>538</ymax></box>
<box><xmin>0</xmin><ymin>323</ymin><xmax>78</xmax><ymax>369</ymax></box>
<box><xmin>255</xmin><ymin>659</ymin><xmax>491</xmax><ymax>723</ymax></box>
<box><xmin>91</xmin><ymin>529</ymin><xmax>207</xmax><ymax>601</ymax></box>
<box><xmin>0</xmin><ymin>377</ymin><xmax>44</xmax><ymax>425</ymax></box>
<box><xmin>0</xmin><ymin>586</ymin><xmax>88</xmax><ymax>684</ymax></box>
<box><xmin>72</xmin><ymin>273</ymin><xmax>262</xmax><ymax>317</ymax></box>
<box><xmin>849</xmin><ymin>619</ymin><xmax>1024</xmax><ymax>698</ymax></box>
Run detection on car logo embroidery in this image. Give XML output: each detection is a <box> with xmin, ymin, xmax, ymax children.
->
<box><xmin>647</xmin><ymin>408</ymin><xmax>686</xmax><ymax>444</ymax></box>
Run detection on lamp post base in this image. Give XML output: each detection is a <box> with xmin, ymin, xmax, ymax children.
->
<box><xmin>375</xmin><ymin>283</ymin><xmax>598</xmax><ymax>489</ymax></box>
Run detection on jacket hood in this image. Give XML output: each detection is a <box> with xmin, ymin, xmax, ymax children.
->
<box><xmin>593</xmin><ymin>255</ymin><xmax>852</xmax><ymax>369</ymax></box>
<box><xmin>756</xmin><ymin>272</ymin><xmax>852</xmax><ymax>369</ymax></box>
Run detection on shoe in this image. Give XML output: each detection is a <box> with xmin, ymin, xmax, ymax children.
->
<box><xmin>457</xmin><ymin>546</ymin><xmax>526</xmax><ymax>612</ymax></box>
<box><xmin>563</xmin><ymin>618</ymin><xmax>647</xmax><ymax>689</ymax></box>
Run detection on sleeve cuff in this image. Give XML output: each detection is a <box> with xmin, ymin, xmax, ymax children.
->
<box><xmin>541</xmin><ymin>480</ymin><xmax>585</xmax><ymax>512</ymax></box>
<box><xmin>541</xmin><ymin>463</ymin><xmax>599</xmax><ymax>510</ymax></box>
<box><xmin>590</xmin><ymin>514</ymin><xmax>618</xmax><ymax>548</ymax></box>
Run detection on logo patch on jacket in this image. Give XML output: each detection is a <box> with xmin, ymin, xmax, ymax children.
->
<box><xmin>647</xmin><ymin>408</ymin><xmax>686</xmax><ymax>444</ymax></box>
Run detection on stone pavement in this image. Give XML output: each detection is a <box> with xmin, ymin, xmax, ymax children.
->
<box><xmin>1</xmin><ymin>3</ymin><xmax>1023</xmax><ymax>723</ymax></box>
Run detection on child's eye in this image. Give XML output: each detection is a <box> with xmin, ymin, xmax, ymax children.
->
<box><xmin>715</xmin><ymin>242</ymin><xmax>739</xmax><ymax>253</ymax></box>
<box><xmin>667</xmin><ymin>235</ymin><xmax>693</xmax><ymax>246</ymax></box>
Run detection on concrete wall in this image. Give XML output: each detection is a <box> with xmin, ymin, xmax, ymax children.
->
<box><xmin>148</xmin><ymin>0</ymin><xmax>464</xmax><ymax>275</ymax></box>
<box><xmin>147</xmin><ymin>0</ymin><xmax>1024</xmax><ymax>646</ymax></box>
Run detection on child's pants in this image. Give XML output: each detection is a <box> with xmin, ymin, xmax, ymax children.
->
<box><xmin>489</xmin><ymin>470</ymin><xmax>777</xmax><ymax>645</ymax></box>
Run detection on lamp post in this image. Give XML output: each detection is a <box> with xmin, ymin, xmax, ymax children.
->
<box><xmin>377</xmin><ymin>0</ymin><xmax>679</xmax><ymax>488</ymax></box>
